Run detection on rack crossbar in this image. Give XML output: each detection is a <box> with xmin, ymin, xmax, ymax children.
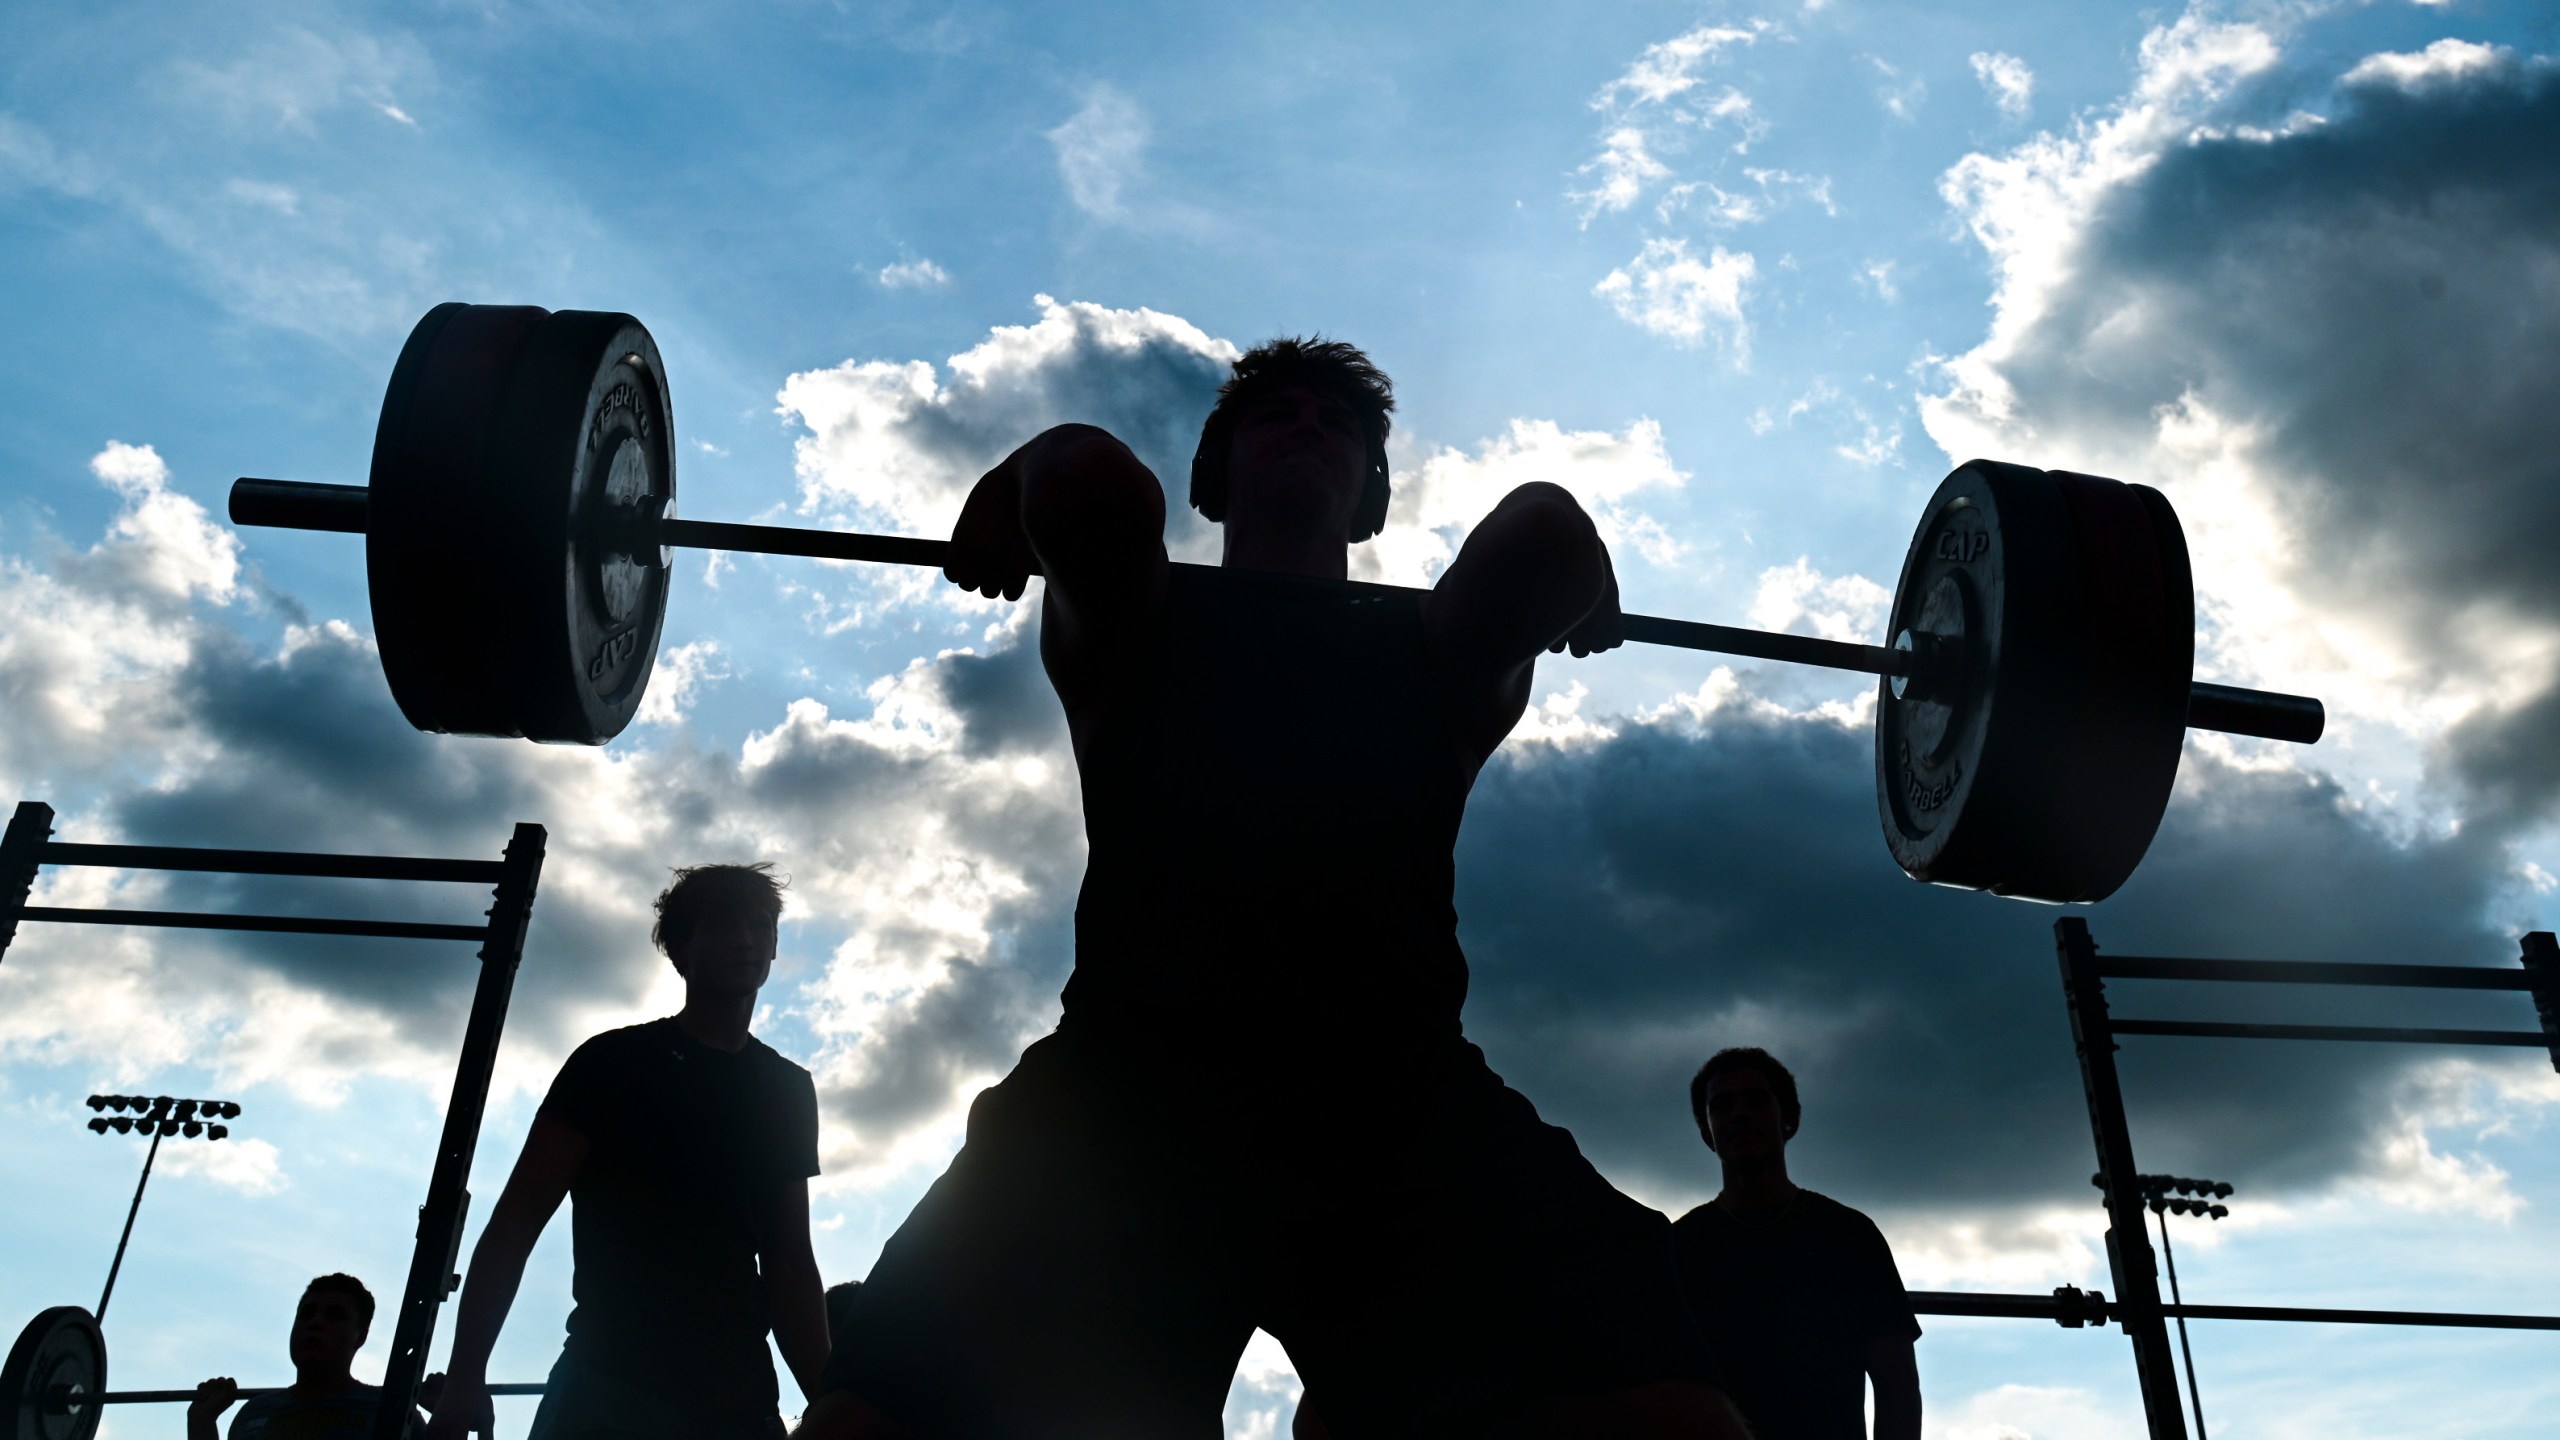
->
<box><xmin>36</xmin><ymin>841</ymin><xmax>504</xmax><ymax>885</ymax></box>
<box><xmin>2097</xmin><ymin>956</ymin><xmax>2539</xmax><ymax>991</ymax></box>
<box><xmin>2110</xmin><ymin>1018</ymin><xmax>2547</xmax><ymax>1047</ymax></box>
<box><xmin>18</xmin><ymin>906</ymin><xmax>490</xmax><ymax>943</ymax></box>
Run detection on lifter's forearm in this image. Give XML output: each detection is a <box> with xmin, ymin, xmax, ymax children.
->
<box><xmin>441</xmin><ymin>1218</ymin><xmax>541</xmax><ymax>1381</ymax></box>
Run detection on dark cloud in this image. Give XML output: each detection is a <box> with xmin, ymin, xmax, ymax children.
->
<box><xmin>1452</xmin><ymin>697</ymin><xmax>2532</xmax><ymax>1218</ymax></box>
<box><xmin>1967</xmin><ymin>53</ymin><xmax>2560</xmax><ymax>826</ymax></box>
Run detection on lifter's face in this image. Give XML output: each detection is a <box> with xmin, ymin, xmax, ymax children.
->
<box><xmin>287</xmin><ymin>1289</ymin><xmax>365</xmax><ymax>1374</ymax></box>
<box><xmin>667</xmin><ymin>911</ymin><xmax>779</xmax><ymax>998</ymax></box>
<box><xmin>1701</xmin><ymin>1069</ymin><xmax>1792</xmax><ymax>1161</ymax></box>
<box><xmin>1222</xmin><ymin>383</ymin><xmax>1371</xmax><ymax>543</ymax></box>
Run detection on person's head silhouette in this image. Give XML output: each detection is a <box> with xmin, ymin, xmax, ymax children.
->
<box><xmin>1191</xmin><ymin>338</ymin><xmax>1396</xmax><ymax>549</ymax></box>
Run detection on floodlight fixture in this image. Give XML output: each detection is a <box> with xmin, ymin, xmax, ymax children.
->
<box><xmin>77</xmin><ymin>1090</ymin><xmax>248</xmax><ymax>1321</ymax></box>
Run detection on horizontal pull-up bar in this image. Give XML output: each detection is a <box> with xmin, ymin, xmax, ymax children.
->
<box><xmin>18</xmin><ymin>906</ymin><xmax>493</xmax><ymax>943</ymax></box>
<box><xmin>36</xmin><ymin>841</ymin><xmax>505</xmax><ymax>885</ymax></box>
<box><xmin>2109</xmin><ymin>1018</ymin><xmax>2549</xmax><ymax>1047</ymax></box>
<box><xmin>2096</xmin><ymin>955</ymin><xmax>2543</xmax><ymax>991</ymax></box>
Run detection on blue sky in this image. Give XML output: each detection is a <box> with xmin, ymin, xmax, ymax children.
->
<box><xmin>5</xmin><ymin>2</ymin><xmax>2560</xmax><ymax>1436</ymax></box>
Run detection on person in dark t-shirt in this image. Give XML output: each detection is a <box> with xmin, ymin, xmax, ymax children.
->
<box><xmin>190</xmin><ymin>1274</ymin><xmax>428</xmax><ymax>1440</ymax></box>
<box><xmin>799</xmin><ymin>341</ymin><xmax>1750</xmax><ymax>1439</ymax></box>
<box><xmin>1672</xmin><ymin>1048</ymin><xmax>1921</xmax><ymax>1440</ymax></box>
<box><xmin>426</xmin><ymin>864</ymin><xmax>826</xmax><ymax>1440</ymax></box>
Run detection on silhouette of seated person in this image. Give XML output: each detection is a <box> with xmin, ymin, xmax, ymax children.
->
<box><xmin>801</xmin><ymin>339</ymin><xmax>1751</xmax><ymax>1438</ymax></box>
<box><xmin>1672</xmin><ymin>1048</ymin><xmax>1921</xmax><ymax>1440</ymax></box>
<box><xmin>427</xmin><ymin>864</ymin><xmax>826</xmax><ymax>1440</ymax></box>
<box><xmin>189</xmin><ymin>1274</ymin><xmax>427</xmax><ymax>1440</ymax></box>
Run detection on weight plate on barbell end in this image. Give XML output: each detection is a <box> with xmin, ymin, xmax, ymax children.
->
<box><xmin>1874</xmin><ymin>461</ymin><xmax>2193</xmax><ymax>903</ymax></box>
<box><xmin>4</xmin><ymin>1307</ymin><xmax>104</xmax><ymax>1440</ymax></box>
<box><xmin>487</xmin><ymin>309</ymin><xmax>675</xmax><ymax>745</ymax></box>
<box><xmin>368</xmin><ymin>302</ymin><xmax>555</xmax><ymax>740</ymax></box>
<box><xmin>366</xmin><ymin>305</ymin><xmax>675</xmax><ymax>744</ymax></box>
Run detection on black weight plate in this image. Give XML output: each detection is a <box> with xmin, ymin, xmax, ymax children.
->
<box><xmin>483</xmin><ymin>310</ymin><xmax>675</xmax><ymax>744</ymax></box>
<box><xmin>4</xmin><ymin>1307</ymin><xmax>104</xmax><ymax>1440</ymax></box>
<box><xmin>367</xmin><ymin>303</ymin><xmax>554</xmax><ymax>738</ymax></box>
<box><xmin>1875</xmin><ymin>462</ymin><xmax>2194</xmax><ymax>902</ymax></box>
<box><xmin>2046</xmin><ymin>470</ymin><xmax>2193</xmax><ymax>899</ymax></box>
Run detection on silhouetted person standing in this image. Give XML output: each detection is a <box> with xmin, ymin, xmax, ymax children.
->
<box><xmin>1673</xmin><ymin>1048</ymin><xmax>1921</xmax><ymax>1440</ymax></box>
<box><xmin>802</xmin><ymin>341</ymin><xmax>1749</xmax><ymax>1439</ymax></box>
<box><xmin>189</xmin><ymin>1274</ymin><xmax>426</xmax><ymax>1440</ymax></box>
<box><xmin>428</xmin><ymin>865</ymin><xmax>827</xmax><ymax>1440</ymax></box>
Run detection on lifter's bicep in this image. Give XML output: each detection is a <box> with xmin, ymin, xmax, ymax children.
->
<box><xmin>1017</xmin><ymin>426</ymin><xmax>1167</xmax><ymax>613</ymax></box>
<box><xmin>487</xmin><ymin>1116</ymin><xmax>586</xmax><ymax>1238</ymax></box>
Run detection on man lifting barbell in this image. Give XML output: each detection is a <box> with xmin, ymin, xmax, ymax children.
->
<box><xmin>786</xmin><ymin>338</ymin><xmax>1748</xmax><ymax>1439</ymax></box>
<box><xmin>227</xmin><ymin>304</ymin><xmax>2324</xmax><ymax>906</ymax></box>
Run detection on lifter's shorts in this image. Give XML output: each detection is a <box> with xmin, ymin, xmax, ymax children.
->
<box><xmin>824</xmin><ymin>1022</ymin><xmax>1718</xmax><ymax>1439</ymax></box>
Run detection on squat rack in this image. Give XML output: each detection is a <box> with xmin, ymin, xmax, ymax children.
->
<box><xmin>0</xmin><ymin>798</ymin><xmax>545</xmax><ymax>1440</ymax></box>
<box><xmin>1910</xmin><ymin>919</ymin><xmax>2560</xmax><ymax>1439</ymax></box>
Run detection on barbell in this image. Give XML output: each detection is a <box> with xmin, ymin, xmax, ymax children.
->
<box><xmin>224</xmin><ymin>302</ymin><xmax>2324</xmax><ymax>903</ymax></box>
<box><xmin>3</xmin><ymin>1307</ymin><xmax>540</xmax><ymax>1440</ymax></box>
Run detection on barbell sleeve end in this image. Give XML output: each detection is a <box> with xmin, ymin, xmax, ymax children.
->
<box><xmin>2188</xmin><ymin>681</ymin><xmax>2325</xmax><ymax>745</ymax></box>
<box><xmin>231</xmin><ymin>478</ymin><xmax>370</xmax><ymax>535</ymax></box>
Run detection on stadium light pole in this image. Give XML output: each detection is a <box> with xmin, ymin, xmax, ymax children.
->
<box><xmin>84</xmin><ymin>1092</ymin><xmax>243</xmax><ymax>1322</ymax></box>
<box><xmin>2137</xmin><ymin>1173</ymin><xmax>2233</xmax><ymax>1440</ymax></box>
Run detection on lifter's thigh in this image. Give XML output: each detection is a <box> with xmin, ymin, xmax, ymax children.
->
<box><xmin>828</xmin><ymin>1036</ymin><xmax>1256</xmax><ymax>1438</ymax></box>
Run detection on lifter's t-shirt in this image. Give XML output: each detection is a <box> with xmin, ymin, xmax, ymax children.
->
<box><xmin>1672</xmin><ymin>1190</ymin><xmax>1920</xmax><ymax>1440</ymax></box>
<box><xmin>537</xmin><ymin>1018</ymin><xmax>819</xmax><ymax>1426</ymax></box>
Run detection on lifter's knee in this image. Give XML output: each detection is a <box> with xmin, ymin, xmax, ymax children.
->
<box><xmin>1547</xmin><ymin>1379</ymin><xmax>1754</xmax><ymax>1440</ymax></box>
<box><xmin>792</xmin><ymin>1390</ymin><xmax>920</xmax><ymax>1440</ymax></box>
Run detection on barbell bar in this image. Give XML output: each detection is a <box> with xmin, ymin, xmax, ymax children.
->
<box><xmin>222</xmin><ymin>303</ymin><xmax>2327</xmax><ymax>903</ymax></box>
<box><xmin>226</xmin><ymin>474</ymin><xmax>2319</xmax><ymax>747</ymax></box>
<box><xmin>6</xmin><ymin>1301</ymin><xmax>541</xmax><ymax>1440</ymax></box>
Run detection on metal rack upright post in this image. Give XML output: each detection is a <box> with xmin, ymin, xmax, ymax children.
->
<box><xmin>0</xmin><ymin>798</ymin><xmax>545</xmax><ymax>1440</ymax></box>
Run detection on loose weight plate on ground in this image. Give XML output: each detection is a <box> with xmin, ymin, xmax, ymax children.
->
<box><xmin>1877</xmin><ymin>461</ymin><xmax>2192</xmax><ymax>903</ymax></box>
<box><xmin>367</xmin><ymin>304</ymin><xmax>675</xmax><ymax>744</ymax></box>
<box><xmin>4</xmin><ymin>1307</ymin><xmax>103</xmax><ymax>1440</ymax></box>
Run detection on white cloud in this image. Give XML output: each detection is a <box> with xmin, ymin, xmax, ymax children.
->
<box><xmin>2341</xmin><ymin>37</ymin><xmax>2508</xmax><ymax>92</ymax></box>
<box><xmin>1745</xmin><ymin>559</ymin><xmax>1891</xmax><ymax>646</ymax></box>
<box><xmin>1593</xmin><ymin>238</ymin><xmax>1756</xmax><ymax>356</ymax></box>
<box><xmin>1925</xmin><ymin>1384</ymin><xmax>2145</xmax><ymax>1440</ymax></box>
<box><xmin>634</xmin><ymin>640</ymin><xmax>732</xmax><ymax>727</ymax></box>
<box><xmin>1970</xmin><ymin>51</ymin><xmax>2035</xmax><ymax>119</ymax></box>
<box><xmin>1597</xmin><ymin>24</ymin><xmax>1769</xmax><ymax>108</ymax></box>
<box><xmin>1573</xmin><ymin>23</ymin><xmax>1773</xmax><ymax>219</ymax></box>
<box><xmin>1857</xmin><ymin>258</ymin><xmax>1898</xmax><ymax>302</ymax></box>
<box><xmin>1048</xmin><ymin>85</ymin><xmax>1148</xmax><ymax>220</ymax></box>
<box><xmin>174</xmin><ymin>24</ymin><xmax>432</xmax><ymax>134</ymax></box>
<box><xmin>777</xmin><ymin>294</ymin><xmax>1237</xmax><ymax>555</ymax></box>
<box><xmin>1870</xmin><ymin>56</ymin><xmax>1928</xmax><ymax>121</ymax></box>
<box><xmin>1361</xmin><ymin>417</ymin><xmax>1691</xmax><ymax>586</ymax></box>
<box><xmin>158</xmin><ymin>1135</ymin><xmax>288</xmax><ymax>1195</ymax></box>
<box><xmin>878</xmin><ymin>257</ymin><xmax>952</xmax><ymax>289</ymax></box>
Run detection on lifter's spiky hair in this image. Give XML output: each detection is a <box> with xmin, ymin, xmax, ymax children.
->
<box><xmin>651</xmin><ymin>862</ymin><xmax>787</xmax><ymax>955</ymax></box>
<box><xmin>1189</xmin><ymin>337</ymin><xmax>1395</xmax><ymax>542</ymax></box>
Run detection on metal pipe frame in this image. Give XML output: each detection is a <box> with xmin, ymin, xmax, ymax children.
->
<box><xmin>2056</xmin><ymin>919</ymin><xmax>2560</xmax><ymax>1440</ymax></box>
<box><xmin>0</xmin><ymin>800</ymin><xmax>549</xmax><ymax>1440</ymax></box>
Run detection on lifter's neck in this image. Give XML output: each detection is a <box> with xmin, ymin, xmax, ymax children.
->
<box><xmin>676</xmin><ymin>989</ymin><xmax>757</xmax><ymax>1051</ymax></box>
<box><xmin>1715</xmin><ymin>1152</ymin><xmax>1800</xmax><ymax>1216</ymax></box>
